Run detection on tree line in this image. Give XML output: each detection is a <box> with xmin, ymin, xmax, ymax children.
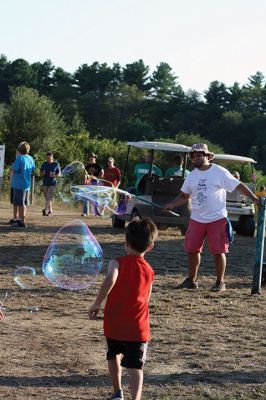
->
<box><xmin>0</xmin><ymin>54</ymin><xmax>266</xmax><ymax>174</ymax></box>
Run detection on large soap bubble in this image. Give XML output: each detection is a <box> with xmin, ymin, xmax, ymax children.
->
<box><xmin>13</xmin><ymin>266</ymin><xmax>37</xmax><ymax>289</ymax></box>
<box><xmin>58</xmin><ymin>161</ymin><xmax>87</xmax><ymax>203</ymax></box>
<box><xmin>71</xmin><ymin>185</ymin><xmax>131</xmax><ymax>216</ymax></box>
<box><xmin>42</xmin><ymin>220</ymin><xmax>103</xmax><ymax>290</ymax></box>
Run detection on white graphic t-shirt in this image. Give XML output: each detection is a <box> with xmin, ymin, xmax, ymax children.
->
<box><xmin>181</xmin><ymin>164</ymin><xmax>240</xmax><ymax>223</ymax></box>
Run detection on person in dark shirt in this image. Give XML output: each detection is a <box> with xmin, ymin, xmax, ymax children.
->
<box><xmin>41</xmin><ymin>152</ymin><xmax>61</xmax><ymax>216</ymax></box>
<box><xmin>82</xmin><ymin>152</ymin><xmax>104</xmax><ymax>216</ymax></box>
<box><xmin>85</xmin><ymin>152</ymin><xmax>104</xmax><ymax>182</ymax></box>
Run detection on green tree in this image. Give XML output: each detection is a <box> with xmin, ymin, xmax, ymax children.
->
<box><xmin>204</xmin><ymin>80</ymin><xmax>230</xmax><ymax>112</ymax></box>
<box><xmin>150</xmin><ymin>62</ymin><xmax>181</xmax><ymax>101</ymax></box>
<box><xmin>218</xmin><ymin>111</ymin><xmax>243</xmax><ymax>152</ymax></box>
<box><xmin>123</xmin><ymin>59</ymin><xmax>150</xmax><ymax>93</ymax></box>
<box><xmin>5</xmin><ymin>58</ymin><xmax>35</xmax><ymax>89</ymax></box>
<box><xmin>242</xmin><ymin>71</ymin><xmax>266</xmax><ymax>114</ymax></box>
<box><xmin>228</xmin><ymin>82</ymin><xmax>244</xmax><ymax>112</ymax></box>
<box><xmin>0</xmin><ymin>103</ymin><xmax>7</xmax><ymax>142</ymax></box>
<box><xmin>31</xmin><ymin>60</ymin><xmax>54</xmax><ymax>95</ymax></box>
<box><xmin>4</xmin><ymin>87</ymin><xmax>66</xmax><ymax>162</ymax></box>
<box><xmin>173</xmin><ymin>132</ymin><xmax>224</xmax><ymax>154</ymax></box>
<box><xmin>166</xmin><ymin>92</ymin><xmax>205</xmax><ymax>135</ymax></box>
<box><xmin>50</xmin><ymin>67</ymin><xmax>77</xmax><ymax>124</ymax></box>
<box><xmin>0</xmin><ymin>54</ymin><xmax>10</xmax><ymax>102</ymax></box>
<box><xmin>74</xmin><ymin>62</ymin><xmax>119</xmax><ymax>96</ymax></box>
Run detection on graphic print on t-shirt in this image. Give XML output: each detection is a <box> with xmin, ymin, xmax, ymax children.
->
<box><xmin>196</xmin><ymin>178</ymin><xmax>208</xmax><ymax>206</ymax></box>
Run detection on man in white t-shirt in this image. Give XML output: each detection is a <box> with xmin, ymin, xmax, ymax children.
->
<box><xmin>164</xmin><ymin>143</ymin><xmax>258</xmax><ymax>292</ymax></box>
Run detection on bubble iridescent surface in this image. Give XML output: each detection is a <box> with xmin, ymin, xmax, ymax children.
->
<box><xmin>58</xmin><ymin>161</ymin><xmax>87</xmax><ymax>203</ymax></box>
<box><xmin>13</xmin><ymin>266</ymin><xmax>37</xmax><ymax>289</ymax></box>
<box><xmin>42</xmin><ymin>220</ymin><xmax>103</xmax><ymax>290</ymax></box>
<box><xmin>70</xmin><ymin>185</ymin><xmax>129</xmax><ymax>216</ymax></box>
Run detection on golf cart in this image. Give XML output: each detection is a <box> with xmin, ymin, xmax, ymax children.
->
<box><xmin>112</xmin><ymin>141</ymin><xmax>191</xmax><ymax>233</ymax></box>
<box><xmin>213</xmin><ymin>154</ymin><xmax>257</xmax><ymax>237</ymax></box>
<box><xmin>112</xmin><ymin>141</ymin><xmax>257</xmax><ymax>237</ymax></box>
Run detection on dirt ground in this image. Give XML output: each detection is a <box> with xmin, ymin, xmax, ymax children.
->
<box><xmin>0</xmin><ymin>200</ymin><xmax>266</xmax><ymax>400</ymax></box>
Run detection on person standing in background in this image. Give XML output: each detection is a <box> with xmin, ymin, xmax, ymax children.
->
<box><xmin>133</xmin><ymin>153</ymin><xmax>162</xmax><ymax>193</ymax></box>
<box><xmin>82</xmin><ymin>152</ymin><xmax>104</xmax><ymax>217</ymax></box>
<box><xmin>10</xmin><ymin>141</ymin><xmax>35</xmax><ymax>228</ymax></box>
<box><xmin>104</xmin><ymin>157</ymin><xmax>121</xmax><ymax>187</ymax></box>
<box><xmin>41</xmin><ymin>152</ymin><xmax>61</xmax><ymax>216</ymax></box>
<box><xmin>8</xmin><ymin>149</ymin><xmax>20</xmax><ymax>226</ymax></box>
<box><xmin>165</xmin><ymin>154</ymin><xmax>190</xmax><ymax>178</ymax></box>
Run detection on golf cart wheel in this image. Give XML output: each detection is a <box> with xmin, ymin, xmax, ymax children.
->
<box><xmin>112</xmin><ymin>215</ymin><xmax>125</xmax><ymax>228</ymax></box>
<box><xmin>237</xmin><ymin>215</ymin><xmax>256</xmax><ymax>237</ymax></box>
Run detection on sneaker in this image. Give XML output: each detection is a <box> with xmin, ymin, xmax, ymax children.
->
<box><xmin>211</xmin><ymin>281</ymin><xmax>226</xmax><ymax>292</ymax></box>
<box><xmin>81</xmin><ymin>213</ymin><xmax>88</xmax><ymax>217</ymax></box>
<box><xmin>10</xmin><ymin>220</ymin><xmax>21</xmax><ymax>227</ymax></box>
<box><xmin>177</xmin><ymin>277</ymin><xmax>199</xmax><ymax>289</ymax></box>
<box><xmin>42</xmin><ymin>209</ymin><xmax>46</xmax><ymax>216</ymax></box>
<box><xmin>8</xmin><ymin>219</ymin><xmax>18</xmax><ymax>225</ymax></box>
<box><xmin>111</xmin><ymin>390</ymin><xmax>123</xmax><ymax>400</ymax></box>
<box><xmin>17</xmin><ymin>221</ymin><xmax>27</xmax><ymax>228</ymax></box>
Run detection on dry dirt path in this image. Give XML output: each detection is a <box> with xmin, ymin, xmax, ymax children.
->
<box><xmin>0</xmin><ymin>201</ymin><xmax>266</xmax><ymax>399</ymax></box>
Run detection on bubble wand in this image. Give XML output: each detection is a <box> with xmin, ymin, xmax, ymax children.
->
<box><xmin>71</xmin><ymin>185</ymin><xmax>180</xmax><ymax>218</ymax></box>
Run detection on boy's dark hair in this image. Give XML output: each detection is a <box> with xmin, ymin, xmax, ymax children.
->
<box><xmin>46</xmin><ymin>152</ymin><xmax>54</xmax><ymax>157</ymax></box>
<box><xmin>17</xmin><ymin>141</ymin><xmax>30</xmax><ymax>155</ymax></box>
<box><xmin>126</xmin><ymin>218</ymin><xmax>158</xmax><ymax>253</ymax></box>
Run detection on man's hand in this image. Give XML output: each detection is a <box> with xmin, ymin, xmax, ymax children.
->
<box><xmin>162</xmin><ymin>202</ymin><xmax>174</xmax><ymax>212</ymax></box>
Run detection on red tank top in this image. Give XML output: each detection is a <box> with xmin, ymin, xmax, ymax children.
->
<box><xmin>104</xmin><ymin>254</ymin><xmax>154</xmax><ymax>341</ymax></box>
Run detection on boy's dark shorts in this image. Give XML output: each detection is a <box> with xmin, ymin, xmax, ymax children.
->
<box><xmin>106</xmin><ymin>337</ymin><xmax>148</xmax><ymax>370</ymax></box>
<box><xmin>12</xmin><ymin>189</ymin><xmax>29</xmax><ymax>206</ymax></box>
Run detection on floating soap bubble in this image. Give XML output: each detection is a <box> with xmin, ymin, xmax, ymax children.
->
<box><xmin>59</xmin><ymin>161</ymin><xmax>121</xmax><ymax>216</ymax></box>
<box><xmin>28</xmin><ymin>305</ymin><xmax>39</xmax><ymax>313</ymax></box>
<box><xmin>57</xmin><ymin>161</ymin><xmax>87</xmax><ymax>203</ymax></box>
<box><xmin>13</xmin><ymin>266</ymin><xmax>37</xmax><ymax>289</ymax></box>
<box><xmin>61</xmin><ymin>161</ymin><xmax>86</xmax><ymax>180</ymax></box>
<box><xmin>42</xmin><ymin>220</ymin><xmax>103</xmax><ymax>290</ymax></box>
<box><xmin>71</xmin><ymin>185</ymin><xmax>130</xmax><ymax>216</ymax></box>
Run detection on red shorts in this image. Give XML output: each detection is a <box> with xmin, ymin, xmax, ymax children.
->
<box><xmin>185</xmin><ymin>218</ymin><xmax>229</xmax><ymax>255</ymax></box>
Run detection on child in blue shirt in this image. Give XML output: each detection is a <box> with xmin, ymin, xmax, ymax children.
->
<box><xmin>10</xmin><ymin>142</ymin><xmax>35</xmax><ymax>228</ymax></box>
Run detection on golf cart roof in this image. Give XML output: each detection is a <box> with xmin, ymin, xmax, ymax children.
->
<box><xmin>213</xmin><ymin>154</ymin><xmax>257</xmax><ymax>165</ymax></box>
<box><xmin>127</xmin><ymin>141</ymin><xmax>191</xmax><ymax>153</ymax></box>
<box><xmin>127</xmin><ymin>141</ymin><xmax>257</xmax><ymax>164</ymax></box>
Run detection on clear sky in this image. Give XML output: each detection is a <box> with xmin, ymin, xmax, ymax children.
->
<box><xmin>1</xmin><ymin>0</ymin><xmax>266</xmax><ymax>93</ymax></box>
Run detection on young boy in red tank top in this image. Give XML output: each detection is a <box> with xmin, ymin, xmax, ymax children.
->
<box><xmin>88</xmin><ymin>218</ymin><xmax>158</xmax><ymax>400</ymax></box>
